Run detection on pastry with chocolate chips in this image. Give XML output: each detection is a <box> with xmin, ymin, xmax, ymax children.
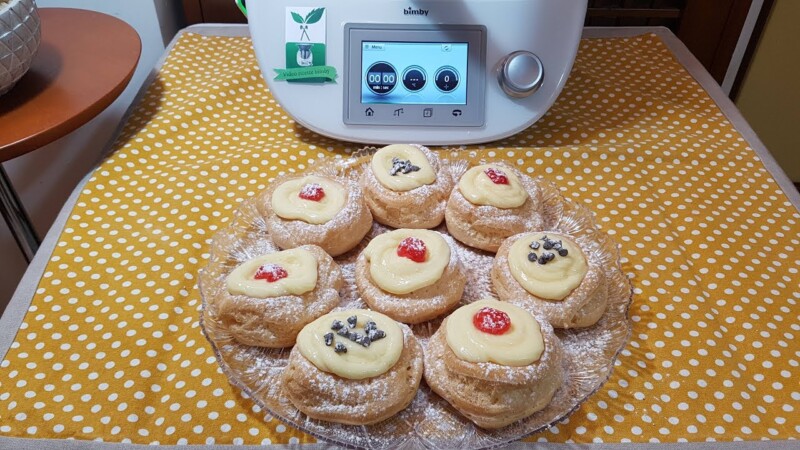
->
<box><xmin>491</xmin><ymin>232</ymin><xmax>609</xmax><ymax>328</ymax></box>
<box><xmin>282</xmin><ymin>309</ymin><xmax>423</xmax><ymax>425</ymax></box>
<box><xmin>360</xmin><ymin>144</ymin><xmax>453</xmax><ymax>228</ymax></box>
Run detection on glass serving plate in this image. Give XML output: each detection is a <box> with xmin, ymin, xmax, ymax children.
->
<box><xmin>198</xmin><ymin>152</ymin><xmax>633</xmax><ymax>449</ymax></box>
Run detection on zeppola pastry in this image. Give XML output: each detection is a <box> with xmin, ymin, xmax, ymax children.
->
<box><xmin>355</xmin><ymin>228</ymin><xmax>466</xmax><ymax>323</ymax></box>
<box><xmin>491</xmin><ymin>232</ymin><xmax>608</xmax><ymax>328</ymax></box>
<box><xmin>259</xmin><ymin>174</ymin><xmax>373</xmax><ymax>256</ymax></box>
<box><xmin>282</xmin><ymin>309</ymin><xmax>424</xmax><ymax>425</ymax></box>
<box><xmin>216</xmin><ymin>245</ymin><xmax>343</xmax><ymax>347</ymax></box>
<box><xmin>424</xmin><ymin>299</ymin><xmax>564</xmax><ymax>429</ymax></box>
<box><xmin>445</xmin><ymin>163</ymin><xmax>544</xmax><ymax>252</ymax></box>
<box><xmin>360</xmin><ymin>144</ymin><xmax>454</xmax><ymax>228</ymax></box>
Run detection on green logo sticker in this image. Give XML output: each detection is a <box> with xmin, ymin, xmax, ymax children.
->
<box><xmin>280</xmin><ymin>7</ymin><xmax>336</xmax><ymax>83</ymax></box>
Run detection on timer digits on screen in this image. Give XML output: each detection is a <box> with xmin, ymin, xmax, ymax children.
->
<box><xmin>365</xmin><ymin>62</ymin><xmax>398</xmax><ymax>95</ymax></box>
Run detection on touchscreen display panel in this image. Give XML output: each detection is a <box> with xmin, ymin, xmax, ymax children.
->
<box><xmin>361</xmin><ymin>41</ymin><xmax>468</xmax><ymax>105</ymax></box>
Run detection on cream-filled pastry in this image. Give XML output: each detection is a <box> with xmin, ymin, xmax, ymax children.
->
<box><xmin>282</xmin><ymin>309</ymin><xmax>423</xmax><ymax>425</ymax></box>
<box><xmin>445</xmin><ymin>163</ymin><xmax>544</xmax><ymax>252</ymax></box>
<box><xmin>215</xmin><ymin>245</ymin><xmax>343</xmax><ymax>347</ymax></box>
<box><xmin>360</xmin><ymin>144</ymin><xmax>454</xmax><ymax>228</ymax></box>
<box><xmin>355</xmin><ymin>229</ymin><xmax>466</xmax><ymax>324</ymax></box>
<box><xmin>492</xmin><ymin>232</ymin><xmax>608</xmax><ymax>328</ymax></box>
<box><xmin>424</xmin><ymin>299</ymin><xmax>564</xmax><ymax>429</ymax></box>
<box><xmin>259</xmin><ymin>174</ymin><xmax>372</xmax><ymax>257</ymax></box>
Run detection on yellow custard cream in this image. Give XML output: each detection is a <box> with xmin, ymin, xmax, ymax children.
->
<box><xmin>445</xmin><ymin>299</ymin><xmax>543</xmax><ymax>366</ymax></box>
<box><xmin>458</xmin><ymin>164</ymin><xmax>528</xmax><ymax>209</ymax></box>
<box><xmin>271</xmin><ymin>176</ymin><xmax>347</xmax><ymax>224</ymax></box>
<box><xmin>372</xmin><ymin>144</ymin><xmax>437</xmax><ymax>192</ymax></box>
<box><xmin>363</xmin><ymin>229</ymin><xmax>449</xmax><ymax>295</ymax></box>
<box><xmin>297</xmin><ymin>309</ymin><xmax>403</xmax><ymax>380</ymax></box>
<box><xmin>508</xmin><ymin>233</ymin><xmax>588</xmax><ymax>300</ymax></box>
<box><xmin>225</xmin><ymin>248</ymin><xmax>318</xmax><ymax>298</ymax></box>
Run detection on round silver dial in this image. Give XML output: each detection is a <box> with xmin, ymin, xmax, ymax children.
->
<box><xmin>498</xmin><ymin>51</ymin><xmax>544</xmax><ymax>98</ymax></box>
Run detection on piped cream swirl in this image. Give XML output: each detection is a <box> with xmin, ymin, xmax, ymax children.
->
<box><xmin>371</xmin><ymin>144</ymin><xmax>436</xmax><ymax>192</ymax></box>
<box><xmin>271</xmin><ymin>176</ymin><xmax>346</xmax><ymax>224</ymax></box>
<box><xmin>225</xmin><ymin>248</ymin><xmax>318</xmax><ymax>298</ymax></box>
<box><xmin>445</xmin><ymin>299</ymin><xmax>543</xmax><ymax>366</ymax></box>
<box><xmin>508</xmin><ymin>232</ymin><xmax>588</xmax><ymax>301</ymax></box>
<box><xmin>458</xmin><ymin>164</ymin><xmax>528</xmax><ymax>209</ymax></box>
<box><xmin>363</xmin><ymin>229</ymin><xmax>450</xmax><ymax>295</ymax></box>
<box><xmin>297</xmin><ymin>309</ymin><xmax>403</xmax><ymax>380</ymax></box>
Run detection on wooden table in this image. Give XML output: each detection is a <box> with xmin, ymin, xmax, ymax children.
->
<box><xmin>0</xmin><ymin>8</ymin><xmax>140</xmax><ymax>262</ymax></box>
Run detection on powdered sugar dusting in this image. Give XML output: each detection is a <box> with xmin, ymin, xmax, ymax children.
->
<box><xmin>198</xmin><ymin>151</ymin><xmax>633</xmax><ymax>449</ymax></box>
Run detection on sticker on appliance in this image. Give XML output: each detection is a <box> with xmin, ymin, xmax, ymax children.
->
<box><xmin>276</xmin><ymin>7</ymin><xmax>337</xmax><ymax>83</ymax></box>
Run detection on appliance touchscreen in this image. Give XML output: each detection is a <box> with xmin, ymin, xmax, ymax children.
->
<box><xmin>361</xmin><ymin>41</ymin><xmax>468</xmax><ymax>105</ymax></box>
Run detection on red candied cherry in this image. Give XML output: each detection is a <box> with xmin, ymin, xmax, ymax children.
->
<box><xmin>298</xmin><ymin>183</ymin><xmax>325</xmax><ymax>201</ymax></box>
<box><xmin>472</xmin><ymin>307</ymin><xmax>512</xmax><ymax>335</ymax></box>
<box><xmin>396</xmin><ymin>237</ymin><xmax>427</xmax><ymax>263</ymax></box>
<box><xmin>254</xmin><ymin>264</ymin><xmax>288</xmax><ymax>283</ymax></box>
<box><xmin>484</xmin><ymin>168</ymin><xmax>509</xmax><ymax>185</ymax></box>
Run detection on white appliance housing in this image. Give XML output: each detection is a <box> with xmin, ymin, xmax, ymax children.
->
<box><xmin>247</xmin><ymin>0</ymin><xmax>587</xmax><ymax>145</ymax></box>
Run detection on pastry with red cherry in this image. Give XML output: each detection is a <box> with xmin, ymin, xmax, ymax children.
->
<box><xmin>491</xmin><ymin>232</ymin><xmax>608</xmax><ymax>328</ymax></box>
<box><xmin>355</xmin><ymin>229</ymin><xmax>466</xmax><ymax>324</ymax></box>
<box><xmin>423</xmin><ymin>299</ymin><xmax>564</xmax><ymax>429</ymax></box>
<box><xmin>258</xmin><ymin>174</ymin><xmax>373</xmax><ymax>256</ymax></box>
<box><xmin>360</xmin><ymin>144</ymin><xmax>453</xmax><ymax>228</ymax></box>
<box><xmin>445</xmin><ymin>163</ymin><xmax>544</xmax><ymax>252</ymax></box>
<box><xmin>215</xmin><ymin>245</ymin><xmax>343</xmax><ymax>347</ymax></box>
<box><xmin>282</xmin><ymin>309</ymin><xmax>423</xmax><ymax>425</ymax></box>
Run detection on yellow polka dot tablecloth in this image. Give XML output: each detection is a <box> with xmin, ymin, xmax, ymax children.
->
<box><xmin>0</xmin><ymin>27</ymin><xmax>798</xmax><ymax>448</ymax></box>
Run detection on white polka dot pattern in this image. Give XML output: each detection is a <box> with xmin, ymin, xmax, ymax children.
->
<box><xmin>0</xmin><ymin>32</ymin><xmax>798</xmax><ymax>444</ymax></box>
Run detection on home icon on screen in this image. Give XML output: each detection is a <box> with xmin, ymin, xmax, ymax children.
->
<box><xmin>365</xmin><ymin>107</ymin><xmax>374</xmax><ymax>117</ymax></box>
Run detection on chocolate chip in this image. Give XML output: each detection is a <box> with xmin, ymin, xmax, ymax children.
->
<box><xmin>390</xmin><ymin>158</ymin><xmax>401</xmax><ymax>176</ymax></box>
<box><xmin>529</xmin><ymin>241</ymin><xmax>540</xmax><ymax>250</ymax></box>
<box><xmin>368</xmin><ymin>329</ymin><xmax>386</xmax><ymax>341</ymax></box>
<box><xmin>558</xmin><ymin>248</ymin><xmax>569</xmax><ymax>257</ymax></box>
<box><xmin>331</xmin><ymin>320</ymin><xmax>344</xmax><ymax>331</ymax></box>
<box><xmin>528</xmin><ymin>252</ymin><xmax>538</xmax><ymax>262</ymax></box>
<box><xmin>545</xmin><ymin>252</ymin><xmax>556</xmax><ymax>262</ymax></box>
<box><xmin>543</xmin><ymin>240</ymin><xmax>554</xmax><ymax>250</ymax></box>
<box><xmin>356</xmin><ymin>334</ymin><xmax>372</xmax><ymax>347</ymax></box>
<box><xmin>334</xmin><ymin>343</ymin><xmax>347</xmax><ymax>354</ymax></box>
<box><xmin>336</xmin><ymin>327</ymin><xmax>351</xmax><ymax>338</ymax></box>
<box><xmin>324</xmin><ymin>332</ymin><xmax>333</xmax><ymax>346</ymax></box>
<box><xmin>554</xmin><ymin>240</ymin><xmax>563</xmax><ymax>250</ymax></box>
<box><xmin>364</xmin><ymin>321</ymin><xmax>377</xmax><ymax>333</ymax></box>
<box><xmin>390</xmin><ymin>157</ymin><xmax>420</xmax><ymax>176</ymax></box>
<box><xmin>347</xmin><ymin>315</ymin><xmax>358</xmax><ymax>328</ymax></box>
<box><xmin>538</xmin><ymin>254</ymin><xmax>548</xmax><ymax>265</ymax></box>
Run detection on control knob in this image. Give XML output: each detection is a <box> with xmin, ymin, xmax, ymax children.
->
<box><xmin>498</xmin><ymin>51</ymin><xmax>544</xmax><ymax>98</ymax></box>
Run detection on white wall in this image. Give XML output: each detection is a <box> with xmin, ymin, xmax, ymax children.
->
<box><xmin>0</xmin><ymin>0</ymin><xmax>184</xmax><ymax>313</ymax></box>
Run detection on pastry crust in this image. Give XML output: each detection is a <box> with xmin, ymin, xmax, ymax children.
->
<box><xmin>215</xmin><ymin>245</ymin><xmax>343</xmax><ymax>347</ymax></box>
<box><xmin>355</xmin><ymin>232</ymin><xmax>466</xmax><ymax>324</ymax></box>
<box><xmin>360</xmin><ymin>145</ymin><xmax>453</xmax><ymax>229</ymax></box>
<box><xmin>445</xmin><ymin>164</ymin><xmax>544</xmax><ymax>252</ymax></box>
<box><xmin>282</xmin><ymin>325</ymin><xmax>423</xmax><ymax>425</ymax></box>
<box><xmin>258</xmin><ymin>174</ymin><xmax>373</xmax><ymax>257</ymax></box>
<box><xmin>424</xmin><ymin>314</ymin><xmax>564</xmax><ymax>429</ymax></box>
<box><xmin>491</xmin><ymin>233</ymin><xmax>609</xmax><ymax>328</ymax></box>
